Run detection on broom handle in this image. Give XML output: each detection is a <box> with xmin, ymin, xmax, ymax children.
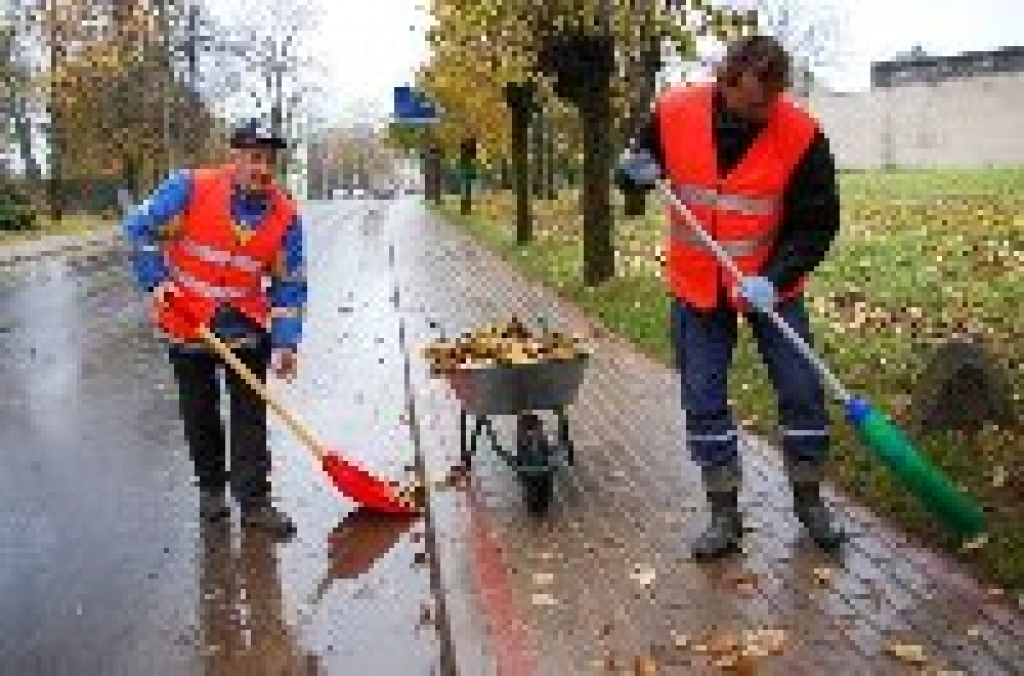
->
<box><xmin>198</xmin><ymin>325</ymin><xmax>326</xmax><ymax>460</ymax></box>
<box><xmin>654</xmin><ymin>179</ymin><xmax>852</xmax><ymax>405</ymax></box>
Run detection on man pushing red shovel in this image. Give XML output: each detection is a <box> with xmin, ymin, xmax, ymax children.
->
<box><xmin>123</xmin><ymin>119</ymin><xmax>414</xmax><ymax>541</ymax></box>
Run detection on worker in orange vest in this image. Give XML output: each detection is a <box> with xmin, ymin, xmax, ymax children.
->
<box><xmin>617</xmin><ymin>35</ymin><xmax>845</xmax><ymax>559</ymax></box>
<box><xmin>123</xmin><ymin>119</ymin><xmax>306</xmax><ymax>540</ymax></box>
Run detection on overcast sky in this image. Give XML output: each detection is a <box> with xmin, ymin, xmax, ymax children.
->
<box><xmin>262</xmin><ymin>0</ymin><xmax>1022</xmax><ymax>125</ymax></box>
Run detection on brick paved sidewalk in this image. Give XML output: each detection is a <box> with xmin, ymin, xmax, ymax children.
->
<box><xmin>396</xmin><ymin>201</ymin><xmax>1023</xmax><ymax>675</ymax></box>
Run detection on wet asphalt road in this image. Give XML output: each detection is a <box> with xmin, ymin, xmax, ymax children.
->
<box><xmin>0</xmin><ymin>200</ymin><xmax>476</xmax><ymax>675</ymax></box>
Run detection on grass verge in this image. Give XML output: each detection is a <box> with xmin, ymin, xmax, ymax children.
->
<box><xmin>429</xmin><ymin>166</ymin><xmax>1023</xmax><ymax>597</ymax></box>
<box><xmin>0</xmin><ymin>214</ymin><xmax>116</xmax><ymax>247</ymax></box>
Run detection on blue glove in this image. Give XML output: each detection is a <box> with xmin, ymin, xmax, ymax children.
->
<box><xmin>616</xmin><ymin>148</ymin><xmax>662</xmax><ymax>188</ymax></box>
<box><xmin>737</xmin><ymin>276</ymin><xmax>777</xmax><ymax>313</ymax></box>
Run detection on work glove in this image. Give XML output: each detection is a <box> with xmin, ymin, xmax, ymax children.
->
<box><xmin>150</xmin><ymin>279</ymin><xmax>178</xmax><ymax>310</ymax></box>
<box><xmin>271</xmin><ymin>348</ymin><xmax>298</xmax><ymax>382</ymax></box>
<box><xmin>615</xmin><ymin>148</ymin><xmax>662</xmax><ymax>190</ymax></box>
<box><xmin>736</xmin><ymin>276</ymin><xmax>778</xmax><ymax>313</ymax></box>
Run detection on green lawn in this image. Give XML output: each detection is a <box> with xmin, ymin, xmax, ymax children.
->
<box><xmin>432</xmin><ymin>165</ymin><xmax>1023</xmax><ymax>596</ymax></box>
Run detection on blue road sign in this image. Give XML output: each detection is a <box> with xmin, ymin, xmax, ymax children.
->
<box><xmin>393</xmin><ymin>85</ymin><xmax>440</xmax><ymax>124</ymax></box>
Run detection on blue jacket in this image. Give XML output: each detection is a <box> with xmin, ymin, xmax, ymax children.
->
<box><xmin>122</xmin><ymin>170</ymin><xmax>307</xmax><ymax>352</ymax></box>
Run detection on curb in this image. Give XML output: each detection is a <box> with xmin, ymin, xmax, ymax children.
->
<box><xmin>0</xmin><ymin>227</ymin><xmax>122</xmax><ymax>267</ymax></box>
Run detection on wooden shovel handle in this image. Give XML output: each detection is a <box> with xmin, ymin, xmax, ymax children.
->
<box><xmin>197</xmin><ymin>325</ymin><xmax>325</xmax><ymax>460</ymax></box>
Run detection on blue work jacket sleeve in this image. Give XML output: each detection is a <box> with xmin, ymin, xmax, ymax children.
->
<box><xmin>267</xmin><ymin>214</ymin><xmax>307</xmax><ymax>351</ymax></box>
<box><xmin>121</xmin><ymin>171</ymin><xmax>191</xmax><ymax>293</ymax></box>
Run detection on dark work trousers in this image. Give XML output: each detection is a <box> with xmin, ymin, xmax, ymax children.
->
<box><xmin>671</xmin><ymin>292</ymin><xmax>831</xmax><ymax>472</ymax></box>
<box><xmin>167</xmin><ymin>334</ymin><xmax>272</xmax><ymax>506</ymax></box>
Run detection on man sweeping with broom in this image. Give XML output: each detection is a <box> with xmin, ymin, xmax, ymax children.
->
<box><xmin>123</xmin><ymin>119</ymin><xmax>305</xmax><ymax>540</ymax></box>
<box><xmin>617</xmin><ymin>35</ymin><xmax>846</xmax><ymax>559</ymax></box>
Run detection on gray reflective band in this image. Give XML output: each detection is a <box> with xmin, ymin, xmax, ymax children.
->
<box><xmin>670</xmin><ymin>222</ymin><xmax>776</xmax><ymax>257</ymax></box>
<box><xmin>674</xmin><ymin>184</ymin><xmax>781</xmax><ymax>216</ymax></box>
<box><xmin>781</xmin><ymin>428</ymin><xmax>830</xmax><ymax>437</ymax></box>
<box><xmin>687</xmin><ymin>431</ymin><xmax>738</xmax><ymax>443</ymax></box>
<box><xmin>181</xmin><ymin>239</ymin><xmax>263</xmax><ymax>273</ymax></box>
<box><xmin>173</xmin><ymin>271</ymin><xmax>258</xmax><ymax>300</ymax></box>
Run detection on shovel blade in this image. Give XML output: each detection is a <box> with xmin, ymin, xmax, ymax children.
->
<box><xmin>321</xmin><ymin>451</ymin><xmax>418</xmax><ymax>515</ymax></box>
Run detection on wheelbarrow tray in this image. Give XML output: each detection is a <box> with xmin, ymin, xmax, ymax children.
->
<box><xmin>437</xmin><ymin>352</ymin><xmax>590</xmax><ymax>416</ymax></box>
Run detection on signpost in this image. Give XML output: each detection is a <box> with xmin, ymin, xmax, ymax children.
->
<box><xmin>392</xmin><ymin>85</ymin><xmax>441</xmax><ymax>201</ymax></box>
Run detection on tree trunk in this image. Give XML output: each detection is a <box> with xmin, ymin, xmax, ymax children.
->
<box><xmin>424</xmin><ymin>145</ymin><xmax>442</xmax><ymax>205</ymax></box>
<box><xmin>580</xmin><ymin>93</ymin><xmax>615</xmax><ymax>285</ymax></box>
<box><xmin>459</xmin><ymin>138</ymin><xmax>474</xmax><ymax>216</ymax></box>
<box><xmin>12</xmin><ymin>95</ymin><xmax>40</xmax><ymax>181</ymax></box>
<box><xmin>512</xmin><ymin>111</ymin><xmax>531</xmax><ymax>244</ymax></box>
<box><xmin>47</xmin><ymin>0</ymin><xmax>62</xmax><ymax>222</ymax></box>
<box><xmin>532</xmin><ymin>110</ymin><xmax>544</xmax><ymax>197</ymax></box>
<box><xmin>624</xmin><ymin>188</ymin><xmax>647</xmax><ymax>216</ymax></box>
<box><xmin>545</xmin><ymin>123</ymin><xmax>556</xmax><ymax>199</ymax></box>
<box><xmin>500</xmin><ymin>157</ymin><xmax>512</xmax><ymax>190</ymax></box>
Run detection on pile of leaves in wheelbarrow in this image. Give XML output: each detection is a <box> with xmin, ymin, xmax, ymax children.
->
<box><xmin>421</xmin><ymin>316</ymin><xmax>588</xmax><ymax>373</ymax></box>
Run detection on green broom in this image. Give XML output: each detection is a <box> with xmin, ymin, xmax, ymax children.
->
<box><xmin>653</xmin><ymin>178</ymin><xmax>987</xmax><ymax>541</ymax></box>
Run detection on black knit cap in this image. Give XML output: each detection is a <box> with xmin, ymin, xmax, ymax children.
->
<box><xmin>229</xmin><ymin>118</ymin><xmax>287</xmax><ymax>150</ymax></box>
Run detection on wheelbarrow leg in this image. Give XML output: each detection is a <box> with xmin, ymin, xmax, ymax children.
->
<box><xmin>516</xmin><ymin>413</ymin><xmax>554</xmax><ymax>516</ymax></box>
<box><xmin>555</xmin><ymin>406</ymin><xmax>574</xmax><ymax>466</ymax></box>
<box><xmin>459</xmin><ymin>409</ymin><xmax>473</xmax><ymax>468</ymax></box>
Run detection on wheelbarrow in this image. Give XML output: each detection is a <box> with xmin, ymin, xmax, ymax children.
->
<box><xmin>428</xmin><ymin>323</ymin><xmax>591</xmax><ymax>515</ymax></box>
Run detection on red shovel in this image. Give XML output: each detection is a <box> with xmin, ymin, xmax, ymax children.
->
<box><xmin>157</xmin><ymin>283</ymin><xmax>418</xmax><ymax>516</ymax></box>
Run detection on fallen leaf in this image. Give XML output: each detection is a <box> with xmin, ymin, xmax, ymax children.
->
<box><xmin>531</xmin><ymin>593</ymin><xmax>557</xmax><ymax>606</ymax></box>
<box><xmin>884</xmin><ymin>642</ymin><xmax>928</xmax><ymax>665</ymax></box>
<box><xmin>670</xmin><ymin>631</ymin><xmax>689</xmax><ymax>649</ymax></box>
<box><xmin>706</xmin><ymin>630</ymin><xmax>740</xmax><ymax>655</ymax></box>
<box><xmin>743</xmin><ymin>628</ymin><xmax>788</xmax><ymax>655</ymax></box>
<box><xmin>533</xmin><ymin>572</ymin><xmax>554</xmax><ymax>586</ymax></box>
<box><xmin>986</xmin><ymin>587</ymin><xmax>1005</xmax><ymax>599</ymax></box>
<box><xmin>960</xmin><ymin>533</ymin><xmax>990</xmax><ymax>552</ymax></box>
<box><xmin>633</xmin><ymin>655</ymin><xmax>657</xmax><ymax>675</ymax></box>
<box><xmin>992</xmin><ymin>465</ymin><xmax>1007</xmax><ymax>488</ymax></box>
<box><xmin>630</xmin><ymin>564</ymin><xmax>656</xmax><ymax>587</ymax></box>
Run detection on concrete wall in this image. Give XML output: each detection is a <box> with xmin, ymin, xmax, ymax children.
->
<box><xmin>804</xmin><ymin>72</ymin><xmax>1024</xmax><ymax>169</ymax></box>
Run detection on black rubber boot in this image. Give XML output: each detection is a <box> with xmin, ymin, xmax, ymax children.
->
<box><xmin>241</xmin><ymin>499</ymin><xmax>296</xmax><ymax>540</ymax></box>
<box><xmin>786</xmin><ymin>460</ymin><xmax>846</xmax><ymax>551</ymax></box>
<box><xmin>199</xmin><ymin>489</ymin><xmax>230</xmax><ymax>523</ymax></box>
<box><xmin>690</xmin><ymin>462</ymin><xmax>743</xmax><ymax>560</ymax></box>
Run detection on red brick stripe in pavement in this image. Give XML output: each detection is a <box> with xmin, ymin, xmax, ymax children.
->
<box><xmin>466</xmin><ymin>483</ymin><xmax>539</xmax><ymax>676</ymax></box>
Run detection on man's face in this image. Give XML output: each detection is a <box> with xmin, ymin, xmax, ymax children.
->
<box><xmin>723</xmin><ymin>69</ymin><xmax>783</xmax><ymax>124</ymax></box>
<box><xmin>230</xmin><ymin>146</ymin><xmax>276</xmax><ymax>193</ymax></box>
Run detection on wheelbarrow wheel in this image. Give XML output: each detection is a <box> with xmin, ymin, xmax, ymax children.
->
<box><xmin>517</xmin><ymin>413</ymin><xmax>554</xmax><ymax>516</ymax></box>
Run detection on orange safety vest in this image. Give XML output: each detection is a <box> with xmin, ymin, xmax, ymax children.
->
<box><xmin>656</xmin><ymin>83</ymin><xmax>819</xmax><ymax>310</ymax></box>
<box><xmin>157</xmin><ymin>164</ymin><xmax>296</xmax><ymax>339</ymax></box>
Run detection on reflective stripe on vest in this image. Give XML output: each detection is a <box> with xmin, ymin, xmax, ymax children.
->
<box><xmin>673</xmin><ymin>184</ymin><xmax>780</xmax><ymax>217</ymax></box>
<box><xmin>180</xmin><ymin>238</ymin><xmax>264</xmax><ymax>273</ymax></box>
<box><xmin>173</xmin><ymin>270</ymin><xmax>259</xmax><ymax>300</ymax></box>
<box><xmin>669</xmin><ymin>221</ymin><xmax>778</xmax><ymax>258</ymax></box>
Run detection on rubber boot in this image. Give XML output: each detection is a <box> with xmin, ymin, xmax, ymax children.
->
<box><xmin>690</xmin><ymin>462</ymin><xmax>744</xmax><ymax>560</ymax></box>
<box><xmin>199</xmin><ymin>489</ymin><xmax>230</xmax><ymax>523</ymax></box>
<box><xmin>241</xmin><ymin>499</ymin><xmax>297</xmax><ymax>541</ymax></box>
<box><xmin>786</xmin><ymin>459</ymin><xmax>846</xmax><ymax>551</ymax></box>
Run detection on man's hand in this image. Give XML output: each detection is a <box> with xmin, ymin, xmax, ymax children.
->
<box><xmin>271</xmin><ymin>348</ymin><xmax>298</xmax><ymax>381</ymax></box>
<box><xmin>615</xmin><ymin>148</ymin><xmax>662</xmax><ymax>190</ymax></box>
<box><xmin>151</xmin><ymin>280</ymin><xmax>178</xmax><ymax>310</ymax></box>
<box><xmin>736</xmin><ymin>276</ymin><xmax>778</xmax><ymax>313</ymax></box>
